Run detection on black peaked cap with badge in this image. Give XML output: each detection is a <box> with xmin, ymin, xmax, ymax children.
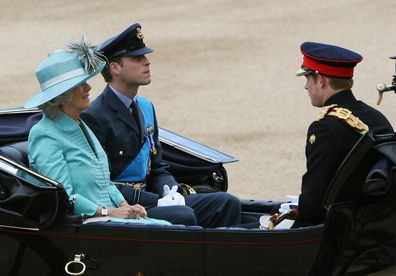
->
<box><xmin>98</xmin><ymin>23</ymin><xmax>153</xmax><ymax>59</ymax></box>
<box><xmin>296</xmin><ymin>42</ymin><xmax>363</xmax><ymax>78</ymax></box>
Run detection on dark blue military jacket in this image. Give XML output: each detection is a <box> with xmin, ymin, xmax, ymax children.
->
<box><xmin>81</xmin><ymin>85</ymin><xmax>177</xmax><ymax>196</ymax></box>
<box><xmin>298</xmin><ymin>90</ymin><xmax>394</xmax><ymax>224</ymax></box>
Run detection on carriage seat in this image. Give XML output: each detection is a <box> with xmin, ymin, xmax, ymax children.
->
<box><xmin>0</xmin><ymin>140</ymin><xmax>29</xmax><ymax>166</ymax></box>
<box><xmin>308</xmin><ymin>132</ymin><xmax>396</xmax><ymax>275</ymax></box>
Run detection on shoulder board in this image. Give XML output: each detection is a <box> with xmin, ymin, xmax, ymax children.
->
<box><xmin>317</xmin><ymin>104</ymin><xmax>338</xmax><ymax>120</ymax></box>
<box><xmin>320</xmin><ymin>106</ymin><xmax>369</xmax><ymax>134</ymax></box>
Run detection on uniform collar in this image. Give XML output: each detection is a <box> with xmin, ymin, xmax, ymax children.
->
<box><xmin>324</xmin><ymin>90</ymin><xmax>356</xmax><ymax>106</ymax></box>
<box><xmin>108</xmin><ymin>84</ymin><xmax>133</xmax><ymax>109</ymax></box>
<box><xmin>103</xmin><ymin>85</ymin><xmax>141</xmax><ymax>135</ymax></box>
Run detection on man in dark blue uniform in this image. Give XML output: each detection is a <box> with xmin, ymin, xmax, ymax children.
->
<box><xmin>81</xmin><ymin>23</ymin><xmax>241</xmax><ymax>227</ymax></box>
<box><xmin>288</xmin><ymin>42</ymin><xmax>394</xmax><ymax>225</ymax></box>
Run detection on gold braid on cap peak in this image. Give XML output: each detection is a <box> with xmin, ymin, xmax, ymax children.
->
<box><xmin>316</xmin><ymin>104</ymin><xmax>369</xmax><ymax>134</ymax></box>
<box><xmin>67</xmin><ymin>36</ymin><xmax>106</xmax><ymax>73</ymax></box>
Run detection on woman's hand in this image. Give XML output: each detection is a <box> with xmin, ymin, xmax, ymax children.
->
<box><xmin>97</xmin><ymin>204</ymin><xmax>147</xmax><ymax>219</ymax></box>
<box><xmin>110</xmin><ymin>204</ymin><xmax>147</xmax><ymax>219</ymax></box>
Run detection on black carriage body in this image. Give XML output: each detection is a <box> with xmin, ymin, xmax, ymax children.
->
<box><xmin>0</xmin><ymin>108</ymin><xmax>396</xmax><ymax>275</ymax></box>
<box><xmin>0</xmin><ymin>222</ymin><xmax>322</xmax><ymax>275</ymax></box>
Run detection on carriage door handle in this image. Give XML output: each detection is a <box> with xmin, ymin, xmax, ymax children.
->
<box><xmin>65</xmin><ymin>253</ymin><xmax>99</xmax><ymax>275</ymax></box>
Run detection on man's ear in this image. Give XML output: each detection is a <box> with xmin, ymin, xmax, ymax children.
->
<box><xmin>318</xmin><ymin>74</ymin><xmax>327</xmax><ymax>88</ymax></box>
<box><xmin>109</xmin><ymin>61</ymin><xmax>121</xmax><ymax>75</ymax></box>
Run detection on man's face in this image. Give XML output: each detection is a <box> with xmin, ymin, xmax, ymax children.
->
<box><xmin>113</xmin><ymin>55</ymin><xmax>151</xmax><ymax>86</ymax></box>
<box><xmin>304</xmin><ymin>74</ymin><xmax>325</xmax><ymax>107</ymax></box>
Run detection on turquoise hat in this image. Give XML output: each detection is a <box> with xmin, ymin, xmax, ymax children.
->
<box><xmin>24</xmin><ymin>39</ymin><xmax>106</xmax><ymax>108</ymax></box>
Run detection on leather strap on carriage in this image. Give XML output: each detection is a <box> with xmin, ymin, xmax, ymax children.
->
<box><xmin>317</xmin><ymin>104</ymin><xmax>369</xmax><ymax>134</ymax></box>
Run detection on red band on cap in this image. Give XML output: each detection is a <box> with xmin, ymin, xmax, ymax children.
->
<box><xmin>303</xmin><ymin>56</ymin><xmax>355</xmax><ymax>77</ymax></box>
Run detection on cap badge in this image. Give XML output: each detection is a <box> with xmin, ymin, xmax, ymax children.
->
<box><xmin>308</xmin><ymin>134</ymin><xmax>316</xmax><ymax>144</ymax></box>
<box><xmin>136</xmin><ymin>27</ymin><xmax>144</xmax><ymax>40</ymax></box>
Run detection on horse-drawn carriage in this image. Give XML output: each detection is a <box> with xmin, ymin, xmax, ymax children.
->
<box><xmin>2</xmin><ymin>56</ymin><xmax>396</xmax><ymax>275</ymax></box>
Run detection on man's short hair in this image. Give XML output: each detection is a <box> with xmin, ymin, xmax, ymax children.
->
<box><xmin>327</xmin><ymin>76</ymin><xmax>354</xmax><ymax>91</ymax></box>
<box><xmin>101</xmin><ymin>57</ymin><xmax>123</xmax><ymax>83</ymax></box>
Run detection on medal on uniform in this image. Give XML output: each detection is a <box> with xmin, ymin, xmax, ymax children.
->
<box><xmin>146</xmin><ymin>124</ymin><xmax>157</xmax><ymax>155</ymax></box>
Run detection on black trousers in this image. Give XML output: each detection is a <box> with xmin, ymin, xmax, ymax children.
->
<box><xmin>147</xmin><ymin>192</ymin><xmax>241</xmax><ymax>228</ymax></box>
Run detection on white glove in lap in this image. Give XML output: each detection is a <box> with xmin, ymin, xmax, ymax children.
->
<box><xmin>157</xmin><ymin>185</ymin><xmax>186</xmax><ymax>207</ymax></box>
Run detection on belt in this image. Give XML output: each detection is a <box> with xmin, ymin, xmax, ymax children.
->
<box><xmin>112</xmin><ymin>182</ymin><xmax>146</xmax><ymax>205</ymax></box>
<box><xmin>112</xmin><ymin>181</ymin><xmax>146</xmax><ymax>189</ymax></box>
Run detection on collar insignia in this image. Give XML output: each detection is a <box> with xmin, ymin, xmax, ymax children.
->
<box><xmin>308</xmin><ymin>134</ymin><xmax>316</xmax><ymax>144</ymax></box>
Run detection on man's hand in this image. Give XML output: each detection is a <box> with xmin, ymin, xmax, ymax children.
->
<box><xmin>157</xmin><ymin>185</ymin><xmax>186</xmax><ymax>207</ymax></box>
<box><xmin>269</xmin><ymin>208</ymin><xmax>300</xmax><ymax>229</ymax></box>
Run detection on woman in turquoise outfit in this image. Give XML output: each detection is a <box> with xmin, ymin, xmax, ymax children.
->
<box><xmin>25</xmin><ymin>38</ymin><xmax>170</xmax><ymax>226</ymax></box>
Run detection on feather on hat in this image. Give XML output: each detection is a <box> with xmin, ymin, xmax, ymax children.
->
<box><xmin>24</xmin><ymin>37</ymin><xmax>106</xmax><ymax>108</ymax></box>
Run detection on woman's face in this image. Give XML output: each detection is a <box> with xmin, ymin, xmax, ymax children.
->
<box><xmin>63</xmin><ymin>82</ymin><xmax>91</xmax><ymax>119</ymax></box>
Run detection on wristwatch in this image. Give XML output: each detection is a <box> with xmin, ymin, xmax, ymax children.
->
<box><xmin>100</xmin><ymin>206</ymin><xmax>108</xmax><ymax>216</ymax></box>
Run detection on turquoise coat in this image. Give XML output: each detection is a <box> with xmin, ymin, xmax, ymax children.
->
<box><xmin>28</xmin><ymin>112</ymin><xmax>171</xmax><ymax>226</ymax></box>
<box><xmin>28</xmin><ymin>112</ymin><xmax>124</xmax><ymax>217</ymax></box>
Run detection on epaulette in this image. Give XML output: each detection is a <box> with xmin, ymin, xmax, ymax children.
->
<box><xmin>316</xmin><ymin>104</ymin><xmax>338</xmax><ymax>120</ymax></box>
<box><xmin>316</xmin><ymin>104</ymin><xmax>369</xmax><ymax>134</ymax></box>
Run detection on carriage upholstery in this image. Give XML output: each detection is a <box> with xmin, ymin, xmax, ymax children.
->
<box><xmin>0</xmin><ymin>141</ymin><xmax>29</xmax><ymax>166</ymax></box>
<box><xmin>0</xmin><ymin>110</ymin><xmax>40</xmax><ymax>166</ymax></box>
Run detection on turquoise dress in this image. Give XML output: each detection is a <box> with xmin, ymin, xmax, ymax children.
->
<box><xmin>28</xmin><ymin>112</ymin><xmax>170</xmax><ymax>225</ymax></box>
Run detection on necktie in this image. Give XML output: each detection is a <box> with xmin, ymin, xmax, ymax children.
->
<box><xmin>131</xmin><ymin>100</ymin><xmax>144</xmax><ymax>141</ymax></box>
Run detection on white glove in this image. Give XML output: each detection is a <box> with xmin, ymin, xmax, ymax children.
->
<box><xmin>279</xmin><ymin>195</ymin><xmax>299</xmax><ymax>214</ymax></box>
<box><xmin>157</xmin><ymin>185</ymin><xmax>186</xmax><ymax>207</ymax></box>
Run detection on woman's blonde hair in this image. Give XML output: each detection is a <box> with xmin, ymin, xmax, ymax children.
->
<box><xmin>39</xmin><ymin>91</ymin><xmax>73</xmax><ymax>119</ymax></box>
